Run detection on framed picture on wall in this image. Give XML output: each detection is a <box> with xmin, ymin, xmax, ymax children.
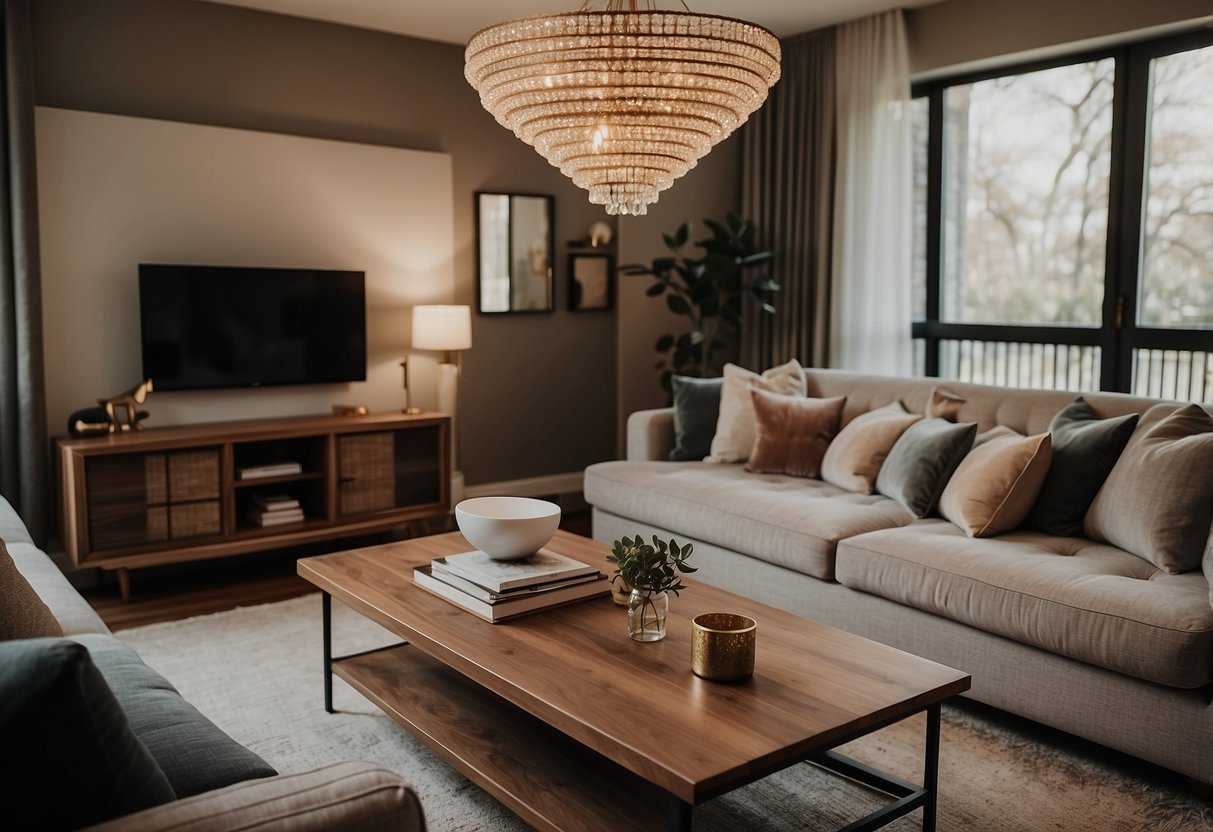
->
<box><xmin>568</xmin><ymin>253</ymin><xmax>614</xmax><ymax>312</ymax></box>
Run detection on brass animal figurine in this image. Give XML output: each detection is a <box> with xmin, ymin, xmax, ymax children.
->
<box><xmin>99</xmin><ymin>379</ymin><xmax>154</xmax><ymax>432</ymax></box>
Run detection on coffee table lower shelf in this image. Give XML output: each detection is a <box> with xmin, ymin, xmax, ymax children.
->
<box><xmin>332</xmin><ymin>644</ymin><xmax>942</xmax><ymax>832</ymax></box>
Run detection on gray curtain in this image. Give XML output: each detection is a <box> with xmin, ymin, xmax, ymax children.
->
<box><xmin>0</xmin><ymin>0</ymin><xmax>47</xmax><ymax>544</ymax></box>
<box><xmin>740</xmin><ymin>30</ymin><xmax>836</xmax><ymax>371</ymax></box>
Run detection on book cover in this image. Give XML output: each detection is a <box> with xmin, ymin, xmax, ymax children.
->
<box><xmin>429</xmin><ymin>562</ymin><xmax>602</xmax><ymax>603</ymax></box>
<box><xmin>413</xmin><ymin>565</ymin><xmax>609</xmax><ymax>622</ymax></box>
<box><xmin>252</xmin><ymin>494</ymin><xmax>301</xmax><ymax>511</ymax></box>
<box><xmin>248</xmin><ymin>508</ymin><xmax>305</xmax><ymax>526</ymax></box>
<box><xmin>439</xmin><ymin>548</ymin><xmax>599</xmax><ymax>592</ymax></box>
<box><xmin>239</xmin><ymin>462</ymin><xmax>303</xmax><ymax>480</ymax></box>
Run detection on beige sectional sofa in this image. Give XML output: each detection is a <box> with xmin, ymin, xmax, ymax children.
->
<box><xmin>0</xmin><ymin>497</ymin><xmax>426</xmax><ymax>831</ymax></box>
<box><xmin>584</xmin><ymin>369</ymin><xmax>1213</xmax><ymax>785</ymax></box>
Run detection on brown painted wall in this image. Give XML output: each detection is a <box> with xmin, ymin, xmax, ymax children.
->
<box><xmin>29</xmin><ymin>0</ymin><xmax>703</xmax><ymax>486</ymax></box>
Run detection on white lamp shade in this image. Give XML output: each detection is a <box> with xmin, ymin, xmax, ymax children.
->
<box><xmin>411</xmin><ymin>305</ymin><xmax>472</xmax><ymax>351</ymax></box>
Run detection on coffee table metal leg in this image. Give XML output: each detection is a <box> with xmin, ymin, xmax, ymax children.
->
<box><xmin>667</xmin><ymin>795</ymin><xmax>692</xmax><ymax>832</ymax></box>
<box><xmin>922</xmin><ymin>703</ymin><xmax>941</xmax><ymax>832</ymax></box>
<box><xmin>322</xmin><ymin>591</ymin><xmax>334</xmax><ymax>714</ymax></box>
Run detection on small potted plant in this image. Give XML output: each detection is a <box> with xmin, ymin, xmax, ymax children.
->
<box><xmin>607</xmin><ymin>535</ymin><xmax>696</xmax><ymax>642</ymax></box>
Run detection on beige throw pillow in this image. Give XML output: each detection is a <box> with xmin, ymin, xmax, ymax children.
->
<box><xmin>1084</xmin><ymin>404</ymin><xmax>1213</xmax><ymax>574</ymax></box>
<box><xmin>0</xmin><ymin>542</ymin><xmax>63</xmax><ymax>640</ymax></box>
<box><xmin>705</xmin><ymin>360</ymin><xmax>805</xmax><ymax>463</ymax></box>
<box><xmin>927</xmin><ymin>386</ymin><xmax>966</xmax><ymax>422</ymax></box>
<box><xmin>820</xmin><ymin>402</ymin><xmax>922</xmax><ymax>494</ymax></box>
<box><xmin>939</xmin><ymin>432</ymin><xmax>1053</xmax><ymax>537</ymax></box>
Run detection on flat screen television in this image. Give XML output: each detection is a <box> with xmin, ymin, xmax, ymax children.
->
<box><xmin>139</xmin><ymin>264</ymin><xmax>367</xmax><ymax>391</ymax></box>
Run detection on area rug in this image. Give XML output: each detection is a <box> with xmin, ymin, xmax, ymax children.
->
<box><xmin>119</xmin><ymin>594</ymin><xmax>1211</xmax><ymax>831</ymax></box>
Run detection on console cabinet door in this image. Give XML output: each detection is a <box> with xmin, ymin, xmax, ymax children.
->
<box><xmin>337</xmin><ymin>427</ymin><xmax>443</xmax><ymax>517</ymax></box>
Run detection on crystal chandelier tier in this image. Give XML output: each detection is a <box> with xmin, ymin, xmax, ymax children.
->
<box><xmin>465</xmin><ymin>2</ymin><xmax>781</xmax><ymax>216</ymax></box>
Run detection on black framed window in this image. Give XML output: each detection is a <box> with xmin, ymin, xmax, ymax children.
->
<box><xmin>912</xmin><ymin>30</ymin><xmax>1213</xmax><ymax>403</ymax></box>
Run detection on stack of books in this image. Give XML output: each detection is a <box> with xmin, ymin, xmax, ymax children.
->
<box><xmin>413</xmin><ymin>549</ymin><xmax>609</xmax><ymax>623</ymax></box>
<box><xmin>247</xmin><ymin>494</ymin><xmax>304</xmax><ymax>527</ymax></box>
<box><xmin>238</xmin><ymin>461</ymin><xmax>303</xmax><ymax>480</ymax></box>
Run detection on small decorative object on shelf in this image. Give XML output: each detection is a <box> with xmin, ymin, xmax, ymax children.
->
<box><xmin>608</xmin><ymin>535</ymin><xmax>696</xmax><ymax>643</ymax></box>
<box><xmin>332</xmin><ymin>404</ymin><xmax>369</xmax><ymax>417</ymax></box>
<box><xmin>68</xmin><ymin>406</ymin><xmax>112</xmax><ymax>438</ymax></box>
<box><xmin>97</xmin><ymin>378</ymin><xmax>153</xmax><ymax>432</ymax></box>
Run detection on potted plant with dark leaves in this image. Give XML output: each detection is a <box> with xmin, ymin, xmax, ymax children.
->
<box><xmin>607</xmin><ymin>535</ymin><xmax>696</xmax><ymax>642</ymax></box>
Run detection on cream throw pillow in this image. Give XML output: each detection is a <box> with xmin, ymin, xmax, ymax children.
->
<box><xmin>939</xmin><ymin>432</ymin><xmax>1053</xmax><ymax>537</ymax></box>
<box><xmin>705</xmin><ymin>360</ymin><xmax>805</xmax><ymax>463</ymax></box>
<box><xmin>820</xmin><ymin>402</ymin><xmax>922</xmax><ymax>494</ymax></box>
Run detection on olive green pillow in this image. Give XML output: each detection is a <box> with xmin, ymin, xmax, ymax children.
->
<box><xmin>1022</xmin><ymin>398</ymin><xmax>1138</xmax><ymax>537</ymax></box>
<box><xmin>668</xmin><ymin>376</ymin><xmax>724</xmax><ymax>461</ymax></box>
<box><xmin>876</xmin><ymin>418</ymin><xmax>977</xmax><ymax>518</ymax></box>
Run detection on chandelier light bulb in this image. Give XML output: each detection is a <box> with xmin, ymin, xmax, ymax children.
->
<box><xmin>465</xmin><ymin>3</ymin><xmax>782</xmax><ymax>216</ymax></box>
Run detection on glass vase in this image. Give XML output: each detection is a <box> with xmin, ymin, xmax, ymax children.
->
<box><xmin>626</xmin><ymin>589</ymin><xmax>669</xmax><ymax>642</ymax></box>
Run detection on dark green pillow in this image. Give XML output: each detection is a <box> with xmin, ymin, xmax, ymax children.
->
<box><xmin>0</xmin><ymin>638</ymin><xmax>175</xmax><ymax>831</ymax></box>
<box><xmin>876</xmin><ymin>418</ymin><xmax>977</xmax><ymax>518</ymax></box>
<box><xmin>1024</xmin><ymin>398</ymin><xmax>1139</xmax><ymax>537</ymax></box>
<box><xmin>76</xmin><ymin>633</ymin><xmax>277</xmax><ymax>798</ymax></box>
<box><xmin>669</xmin><ymin>375</ymin><xmax>724</xmax><ymax>461</ymax></box>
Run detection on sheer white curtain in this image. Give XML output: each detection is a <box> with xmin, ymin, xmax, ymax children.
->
<box><xmin>830</xmin><ymin>11</ymin><xmax>913</xmax><ymax>375</ymax></box>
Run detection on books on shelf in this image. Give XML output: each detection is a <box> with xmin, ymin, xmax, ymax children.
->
<box><xmin>413</xmin><ymin>564</ymin><xmax>609</xmax><ymax>623</ymax></box>
<box><xmin>252</xmin><ymin>493</ymin><xmax>301</xmax><ymax>512</ymax></box>
<box><xmin>438</xmin><ymin>548</ymin><xmax>599</xmax><ymax>593</ymax></box>
<box><xmin>238</xmin><ymin>462</ymin><xmax>303</xmax><ymax>480</ymax></box>
<box><xmin>247</xmin><ymin>507</ymin><xmax>305</xmax><ymax>527</ymax></box>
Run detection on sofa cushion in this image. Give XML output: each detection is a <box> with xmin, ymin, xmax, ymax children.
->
<box><xmin>73</xmin><ymin>633</ymin><xmax>277</xmax><ymax>798</ymax></box>
<box><xmin>584</xmin><ymin>460</ymin><xmax>912</xmax><ymax>580</ymax></box>
<box><xmin>6</xmin><ymin>541</ymin><xmax>110</xmax><ymax>635</ymax></box>
<box><xmin>1085</xmin><ymin>403</ymin><xmax>1213</xmax><ymax>574</ymax></box>
<box><xmin>938</xmin><ymin>431</ymin><xmax>1052</xmax><ymax>537</ymax></box>
<box><xmin>821</xmin><ymin>402</ymin><xmax>922</xmax><ymax>494</ymax></box>
<box><xmin>0</xmin><ymin>541</ymin><xmax>63</xmax><ymax>640</ymax></box>
<box><xmin>706</xmin><ymin>360</ymin><xmax>805</xmax><ymax>463</ymax></box>
<box><xmin>927</xmin><ymin>386</ymin><xmax>966</xmax><ymax>421</ymax></box>
<box><xmin>0</xmin><ymin>638</ymin><xmax>175</xmax><ymax>830</ymax></box>
<box><xmin>835</xmin><ymin>521</ymin><xmax>1213</xmax><ymax>688</ymax></box>
<box><xmin>1023</xmin><ymin>398</ymin><xmax>1138</xmax><ymax>537</ymax></box>
<box><xmin>876</xmin><ymin>419</ymin><xmax>976</xmax><ymax>518</ymax></box>
<box><xmin>745</xmin><ymin>390</ymin><xmax>846</xmax><ymax>478</ymax></box>
<box><xmin>669</xmin><ymin>375</ymin><xmax>723</xmax><ymax>461</ymax></box>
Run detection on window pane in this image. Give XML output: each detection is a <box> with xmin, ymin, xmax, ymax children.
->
<box><xmin>942</xmin><ymin>60</ymin><xmax>1114</xmax><ymax>325</ymax></box>
<box><xmin>911</xmin><ymin>96</ymin><xmax>929</xmax><ymax>322</ymax></box>
<box><xmin>1139</xmin><ymin>46</ymin><xmax>1213</xmax><ymax>329</ymax></box>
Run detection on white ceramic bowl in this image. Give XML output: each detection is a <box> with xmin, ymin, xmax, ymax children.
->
<box><xmin>454</xmin><ymin>497</ymin><xmax>561</xmax><ymax>561</ymax></box>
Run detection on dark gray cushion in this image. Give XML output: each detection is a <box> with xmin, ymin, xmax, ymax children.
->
<box><xmin>1023</xmin><ymin>398</ymin><xmax>1138</xmax><ymax>537</ymax></box>
<box><xmin>876</xmin><ymin>418</ymin><xmax>977</xmax><ymax>518</ymax></box>
<box><xmin>0</xmin><ymin>638</ymin><xmax>175</xmax><ymax>830</ymax></box>
<box><xmin>669</xmin><ymin>375</ymin><xmax>723</xmax><ymax>461</ymax></box>
<box><xmin>75</xmin><ymin>633</ymin><xmax>277</xmax><ymax>798</ymax></box>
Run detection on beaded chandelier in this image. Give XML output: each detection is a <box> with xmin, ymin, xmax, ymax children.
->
<box><xmin>465</xmin><ymin>2</ymin><xmax>781</xmax><ymax>216</ymax></box>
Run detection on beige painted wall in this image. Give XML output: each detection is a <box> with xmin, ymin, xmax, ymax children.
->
<box><xmin>907</xmin><ymin>0</ymin><xmax>1212</xmax><ymax>76</ymax></box>
<box><xmin>36</xmin><ymin>107</ymin><xmax>453</xmax><ymax>436</ymax></box>
<box><xmin>31</xmin><ymin>0</ymin><xmax>640</xmax><ymax>485</ymax></box>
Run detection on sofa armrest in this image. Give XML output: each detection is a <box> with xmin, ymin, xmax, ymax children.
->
<box><xmin>83</xmin><ymin>762</ymin><xmax>425</xmax><ymax>832</ymax></box>
<box><xmin>627</xmin><ymin>408</ymin><xmax>675</xmax><ymax>461</ymax></box>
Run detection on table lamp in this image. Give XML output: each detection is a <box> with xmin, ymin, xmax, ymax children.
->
<box><xmin>411</xmin><ymin>305</ymin><xmax>473</xmax><ymax>502</ymax></box>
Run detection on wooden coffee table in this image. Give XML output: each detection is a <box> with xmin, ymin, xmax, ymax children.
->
<box><xmin>298</xmin><ymin>530</ymin><xmax>970</xmax><ymax>832</ymax></box>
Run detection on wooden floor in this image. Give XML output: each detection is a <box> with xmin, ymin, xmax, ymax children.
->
<box><xmin>84</xmin><ymin>509</ymin><xmax>593</xmax><ymax>631</ymax></box>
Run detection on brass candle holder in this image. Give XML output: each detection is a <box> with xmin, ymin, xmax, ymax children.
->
<box><xmin>691</xmin><ymin>613</ymin><xmax>757</xmax><ymax>682</ymax></box>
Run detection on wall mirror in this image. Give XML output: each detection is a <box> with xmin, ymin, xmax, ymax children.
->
<box><xmin>476</xmin><ymin>192</ymin><xmax>554</xmax><ymax>313</ymax></box>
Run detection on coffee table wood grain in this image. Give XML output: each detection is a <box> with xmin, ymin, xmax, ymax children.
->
<box><xmin>298</xmin><ymin>530</ymin><xmax>970</xmax><ymax>832</ymax></box>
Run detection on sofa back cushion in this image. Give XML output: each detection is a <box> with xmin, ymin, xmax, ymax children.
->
<box><xmin>0</xmin><ymin>638</ymin><xmax>175</xmax><ymax>830</ymax></box>
<box><xmin>0</xmin><ymin>542</ymin><xmax>62</xmax><ymax>641</ymax></box>
<box><xmin>821</xmin><ymin>402</ymin><xmax>922</xmax><ymax>494</ymax></box>
<box><xmin>939</xmin><ymin>432</ymin><xmax>1053</xmax><ymax>537</ymax></box>
<box><xmin>1022</xmin><ymin>398</ymin><xmax>1138</xmax><ymax>537</ymax></box>
<box><xmin>745</xmin><ymin>391</ymin><xmax>846</xmax><ymax>478</ymax></box>
<box><xmin>1085</xmin><ymin>404</ymin><xmax>1213</xmax><ymax>574</ymax></box>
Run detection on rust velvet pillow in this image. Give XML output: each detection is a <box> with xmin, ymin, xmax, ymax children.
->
<box><xmin>745</xmin><ymin>390</ymin><xmax>847</xmax><ymax>478</ymax></box>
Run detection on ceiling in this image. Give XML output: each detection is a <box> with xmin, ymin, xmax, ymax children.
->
<box><xmin>200</xmin><ymin>0</ymin><xmax>945</xmax><ymax>45</ymax></box>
